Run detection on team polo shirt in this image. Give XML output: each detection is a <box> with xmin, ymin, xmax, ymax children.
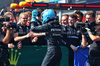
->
<box><xmin>15</xmin><ymin>24</ymin><xmax>32</xmax><ymax>45</ymax></box>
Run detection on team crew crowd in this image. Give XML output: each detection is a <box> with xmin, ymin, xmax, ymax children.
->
<box><xmin>0</xmin><ymin>8</ymin><xmax>100</xmax><ymax>66</ymax></box>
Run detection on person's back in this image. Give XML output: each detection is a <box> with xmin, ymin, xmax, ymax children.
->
<box><xmin>31</xmin><ymin>9</ymin><xmax>62</xmax><ymax>66</ymax></box>
<box><xmin>31</xmin><ymin>18</ymin><xmax>62</xmax><ymax>66</ymax></box>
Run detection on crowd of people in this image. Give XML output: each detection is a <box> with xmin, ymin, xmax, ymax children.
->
<box><xmin>0</xmin><ymin>8</ymin><xmax>100</xmax><ymax>66</ymax></box>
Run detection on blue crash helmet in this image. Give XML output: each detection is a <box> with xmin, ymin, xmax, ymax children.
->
<box><xmin>41</xmin><ymin>9</ymin><xmax>55</xmax><ymax>24</ymax></box>
<box><xmin>31</xmin><ymin>9</ymin><xmax>38</xmax><ymax>22</ymax></box>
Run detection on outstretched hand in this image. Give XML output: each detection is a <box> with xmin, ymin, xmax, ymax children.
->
<box><xmin>26</xmin><ymin>32</ymin><xmax>34</xmax><ymax>38</ymax></box>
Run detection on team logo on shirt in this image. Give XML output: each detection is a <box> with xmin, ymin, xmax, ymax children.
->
<box><xmin>67</xmin><ymin>36</ymin><xmax>79</xmax><ymax>39</ymax></box>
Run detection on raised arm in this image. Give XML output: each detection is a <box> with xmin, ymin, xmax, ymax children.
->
<box><xmin>2</xmin><ymin>28</ymin><xmax>14</xmax><ymax>44</ymax></box>
<box><xmin>30</xmin><ymin>31</ymin><xmax>46</xmax><ymax>37</ymax></box>
<box><xmin>30</xmin><ymin>22</ymin><xmax>51</xmax><ymax>33</ymax></box>
<box><xmin>81</xmin><ymin>34</ymin><xmax>88</xmax><ymax>49</ymax></box>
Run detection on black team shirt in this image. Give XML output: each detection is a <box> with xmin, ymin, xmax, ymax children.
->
<box><xmin>15</xmin><ymin>24</ymin><xmax>32</xmax><ymax>45</ymax></box>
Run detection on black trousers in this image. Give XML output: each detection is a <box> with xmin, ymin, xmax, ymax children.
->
<box><xmin>0</xmin><ymin>58</ymin><xmax>9</xmax><ymax>66</ymax></box>
<box><xmin>88</xmin><ymin>55</ymin><xmax>100</xmax><ymax>66</ymax></box>
<box><xmin>41</xmin><ymin>46</ymin><xmax>62</xmax><ymax>66</ymax></box>
<box><xmin>0</xmin><ymin>47</ymin><xmax>9</xmax><ymax>66</ymax></box>
<box><xmin>68</xmin><ymin>49</ymin><xmax>74</xmax><ymax>66</ymax></box>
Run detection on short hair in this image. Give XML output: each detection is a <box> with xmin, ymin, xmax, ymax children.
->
<box><xmin>96</xmin><ymin>12</ymin><xmax>100</xmax><ymax>17</ymax></box>
<box><xmin>69</xmin><ymin>13</ymin><xmax>77</xmax><ymax>19</ymax></box>
<box><xmin>86</xmin><ymin>11</ymin><xmax>95</xmax><ymax>18</ymax></box>
<box><xmin>3</xmin><ymin>12</ymin><xmax>13</xmax><ymax>17</ymax></box>
<box><xmin>75</xmin><ymin>10</ymin><xmax>83</xmax><ymax>18</ymax></box>
<box><xmin>25</xmin><ymin>11</ymin><xmax>32</xmax><ymax>16</ymax></box>
<box><xmin>62</xmin><ymin>14</ymin><xmax>69</xmax><ymax>17</ymax></box>
<box><xmin>19</xmin><ymin>13</ymin><xmax>28</xmax><ymax>18</ymax></box>
<box><xmin>3</xmin><ymin>12</ymin><xmax>15</xmax><ymax>21</ymax></box>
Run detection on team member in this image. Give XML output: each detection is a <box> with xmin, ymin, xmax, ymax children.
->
<box><xmin>31</xmin><ymin>9</ymin><xmax>62</xmax><ymax>66</ymax></box>
<box><xmin>65</xmin><ymin>14</ymin><xmax>81</xmax><ymax>66</ymax></box>
<box><xmin>14</xmin><ymin>13</ymin><xmax>32</xmax><ymax>46</ymax></box>
<box><xmin>74</xmin><ymin>10</ymin><xmax>83</xmax><ymax>22</ymax></box>
<box><xmin>61</xmin><ymin>14</ymin><xmax>69</xmax><ymax>26</ymax></box>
